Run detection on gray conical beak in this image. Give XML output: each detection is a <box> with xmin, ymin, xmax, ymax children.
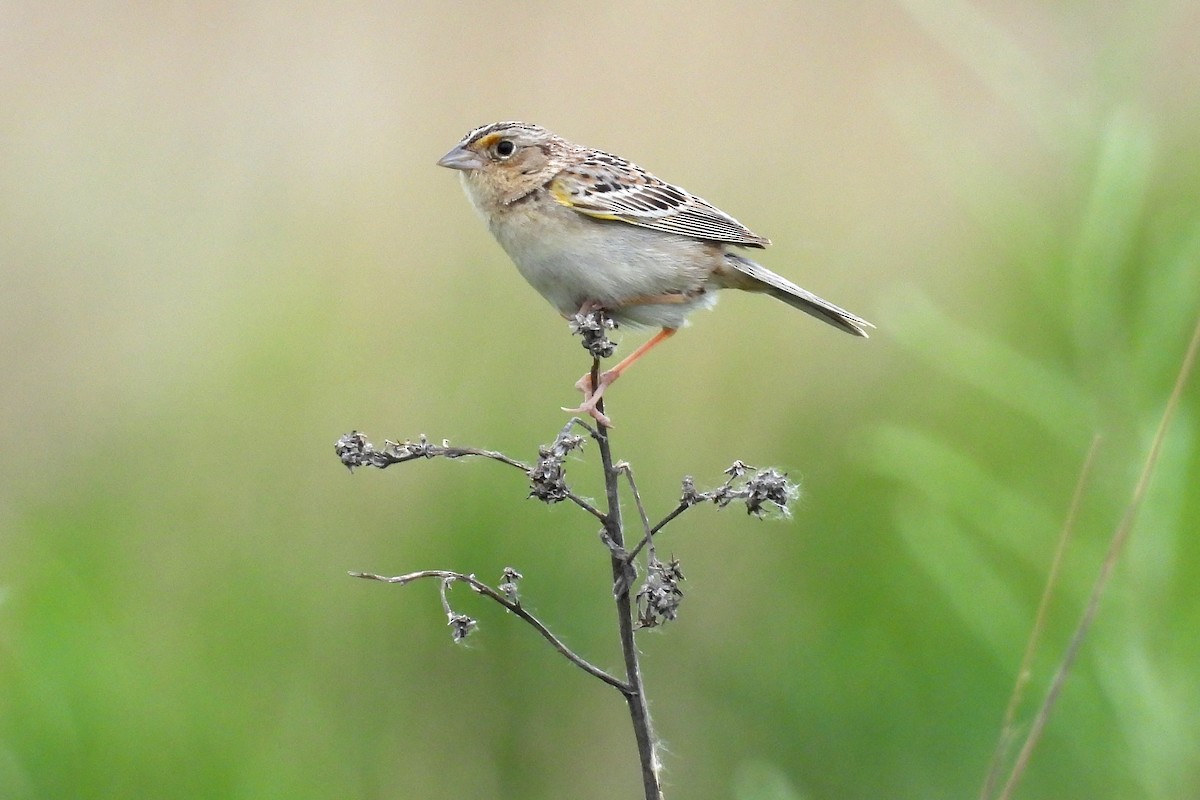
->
<box><xmin>436</xmin><ymin>145</ymin><xmax>486</xmax><ymax>171</ymax></box>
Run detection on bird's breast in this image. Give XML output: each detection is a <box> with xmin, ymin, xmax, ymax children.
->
<box><xmin>487</xmin><ymin>194</ymin><xmax>720</xmax><ymax>320</ymax></box>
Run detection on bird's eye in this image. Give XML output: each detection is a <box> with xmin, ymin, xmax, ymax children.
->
<box><xmin>494</xmin><ymin>139</ymin><xmax>516</xmax><ymax>158</ymax></box>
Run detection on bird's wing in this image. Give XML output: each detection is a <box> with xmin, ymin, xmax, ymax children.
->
<box><xmin>548</xmin><ymin>150</ymin><xmax>770</xmax><ymax>248</ymax></box>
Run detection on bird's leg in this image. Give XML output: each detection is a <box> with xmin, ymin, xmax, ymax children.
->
<box><xmin>564</xmin><ymin>292</ymin><xmax>698</xmax><ymax>426</ymax></box>
<box><xmin>565</xmin><ymin>327</ymin><xmax>677</xmax><ymax>427</ymax></box>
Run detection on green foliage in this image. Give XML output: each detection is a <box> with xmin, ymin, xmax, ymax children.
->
<box><xmin>867</xmin><ymin>93</ymin><xmax>1200</xmax><ymax>800</ymax></box>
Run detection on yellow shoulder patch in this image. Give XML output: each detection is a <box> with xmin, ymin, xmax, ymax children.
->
<box><xmin>547</xmin><ymin>179</ymin><xmax>575</xmax><ymax>207</ymax></box>
<box><xmin>549</xmin><ymin>179</ymin><xmax>622</xmax><ymax>220</ymax></box>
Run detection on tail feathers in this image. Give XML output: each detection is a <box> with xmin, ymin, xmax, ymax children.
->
<box><xmin>723</xmin><ymin>254</ymin><xmax>873</xmax><ymax>337</ymax></box>
<box><xmin>767</xmin><ymin>284</ymin><xmax>873</xmax><ymax>338</ymax></box>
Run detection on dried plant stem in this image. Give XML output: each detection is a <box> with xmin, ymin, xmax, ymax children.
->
<box><xmin>979</xmin><ymin>434</ymin><xmax>1100</xmax><ymax>800</ymax></box>
<box><xmin>618</xmin><ymin>462</ymin><xmax>657</xmax><ymax>561</ymax></box>
<box><xmin>627</xmin><ymin>502</ymin><xmax>688</xmax><ymax>563</ymax></box>
<box><xmin>340</xmin><ymin>433</ymin><xmax>605</xmax><ymax>521</ymax></box>
<box><xmin>339</xmin><ymin>319</ymin><xmax>799</xmax><ymax>800</ymax></box>
<box><xmin>350</xmin><ymin>569</ymin><xmax>627</xmax><ymax>692</ymax></box>
<box><xmin>593</xmin><ymin>362</ymin><xmax>663</xmax><ymax>800</ymax></box>
<box><xmin>996</xmin><ymin>314</ymin><xmax>1200</xmax><ymax>800</ymax></box>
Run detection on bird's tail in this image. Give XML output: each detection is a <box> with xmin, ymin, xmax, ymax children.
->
<box><xmin>722</xmin><ymin>253</ymin><xmax>873</xmax><ymax>337</ymax></box>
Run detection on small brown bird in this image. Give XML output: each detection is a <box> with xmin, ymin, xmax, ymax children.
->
<box><xmin>438</xmin><ymin>121</ymin><xmax>872</xmax><ymax>426</ymax></box>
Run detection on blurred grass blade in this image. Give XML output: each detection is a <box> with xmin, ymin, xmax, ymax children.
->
<box><xmin>1096</xmin><ymin>645</ymin><xmax>1200</xmax><ymax>800</ymax></box>
<box><xmin>1134</xmin><ymin>219</ymin><xmax>1200</xmax><ymax>381</ymax></box>
<box><xmin>872</xmin><ymin>425</ymin><xmax>1059</xmax><ymax>568</ymax></box>
<box><xmin>1124</xmin><ymin>411</ymin><xmax>1193</xmax><ymax>594</ymax></box>
<box><xmin>891</xmin><ymin>497</ymin><xmax>1028</xmax><ymax>658</ymax></box>
<box><xmin>886</xmin><ymin>291</ymin><xmax>1096</xmax><ymax>446</ymax></box>
<box><xmin>980</xmin><ymin>435</ymin><xmax>1098</xmax><ymax>800</ymax></box>
<box><xmin>1067</xmin><ymin>109</ymin><xmax>1156</xmax><ymax>357</ymax></box>
<box><xmin>896</xmin><ymin>0</ymin><xmax>1069</xmax><ymax>143</ymax></box>
<box><xmin>998</xmin><ymin>314</ymin><xmax>1200</xmax><ymax>800</ymax></box>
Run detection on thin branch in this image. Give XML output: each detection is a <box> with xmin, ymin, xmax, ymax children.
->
<box><xmin>438</xmin><ymin>577</ymin><xmax>455</xmax><ymax>615</ymax></box>
<box><xmin>594</xmin><ymin>381</ymin><xmax>663</xmax><ymax>800</ymax></box>
<box><xmin>980</xmin><ymin>434</ymin><xmax>1100</xmax><ymax>800</ymax></box>
<box><xmin>559</xmin><ymin>415</ymin><xmax>601</xmax><ymax>440</ymax></box>
<box><xmin>627</xmin><ymin>502</ymin><xmax>689</xmax><ymax>563</ymax></box>
<box><xmin>567</xmin><ymin>494</ymin><xmax>607</xmax><ymax>521</ymax></box>
<box><xmin>409</xmin><ymin>445</ymin><xmax>526</xmax><ymax>469</ymax></box>
<box><xmin>997</xmin><ymin>314</ymin><xmax>1200</xmax><ymax>800</ymax></box>
<box><xmin>336</xmin><ymin>430</ymin><xmax>605</xmax><ymax>522</ymax></box>
<box><xmin>617</xmin><ymin>462</ymin><xmax>656</xmax><ymax>561</ymax></box>
<box><xmin>625</xmin><ymin>464</ymin><xmax>801</xmax><ymax>564</ymax></box>
<box><xmin>351</xmin><ymin>570</ymin><xmax>629</xmax><ymax>693</ymax></box>
<box><xmin>357</xmin><ymin>437</ymin><xmax>531</xmax><ymax>471</ymax></box>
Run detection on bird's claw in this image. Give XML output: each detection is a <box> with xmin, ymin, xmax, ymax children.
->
<box><xmin>561</xmin><ymin>399</ymin><xmax>613</xmax><ymax>428</ymax></box>
<box><xmin>564</xmin><ymin>370</ymin><xmax>616</xmax><ymax>427</ymax></box>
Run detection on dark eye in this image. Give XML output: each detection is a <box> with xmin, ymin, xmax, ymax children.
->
<box><xmin>494</xmin><ymin>139</ymin><xmax>516</xmax><ymax>158</ymax></box>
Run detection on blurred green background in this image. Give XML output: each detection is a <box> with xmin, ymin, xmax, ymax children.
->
<box><xmin>2</xmin><ymin>2</ymin><xmax>1198</xmax><ymax>798</ymax></box>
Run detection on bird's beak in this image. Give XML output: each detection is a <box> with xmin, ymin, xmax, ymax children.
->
<box><xmin>436</xmin><ymin>145</ymin><xmax>486</xmax><ymax>171</ymax></box>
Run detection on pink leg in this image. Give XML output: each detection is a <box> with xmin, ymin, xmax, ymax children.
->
<box><xmin>564</xmin><ymin>327</ymin><xmax>678</xmax><ymax>427</ymax></box>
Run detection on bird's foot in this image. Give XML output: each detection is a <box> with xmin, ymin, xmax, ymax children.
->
<box><xmin>563</xmin><ymin>370</ymin><xmax>617</xmax><ymax>428</ymax></box>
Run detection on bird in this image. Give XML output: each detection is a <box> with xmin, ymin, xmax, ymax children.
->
<box><xmin>437</xmin><ymin>121</ymin><xmax>871</xmax><ymax>426</ymax></box>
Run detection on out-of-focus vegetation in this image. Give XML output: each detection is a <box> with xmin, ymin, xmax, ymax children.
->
<box><xmin>2</xmin><ymin>3</ymin><xmax>1197</xmax><ymax>798</ymax></box>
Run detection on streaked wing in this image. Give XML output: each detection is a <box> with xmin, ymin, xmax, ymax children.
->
<box><xmin>548</xmin><ymin>150</ymin><xmax>770</xmax><ymax>248</ymax></box>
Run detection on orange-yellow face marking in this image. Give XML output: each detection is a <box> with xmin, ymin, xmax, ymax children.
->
<box><xmin>473</xmin><ymin>132</ymin><xmax>503</xmax><ymax>151</ymax></box>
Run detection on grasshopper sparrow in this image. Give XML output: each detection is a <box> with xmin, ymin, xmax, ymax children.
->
<box><xmin>438</xmin><ymin>121</ymin><xmax>871</xmax><ymax>426</ymax></box>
